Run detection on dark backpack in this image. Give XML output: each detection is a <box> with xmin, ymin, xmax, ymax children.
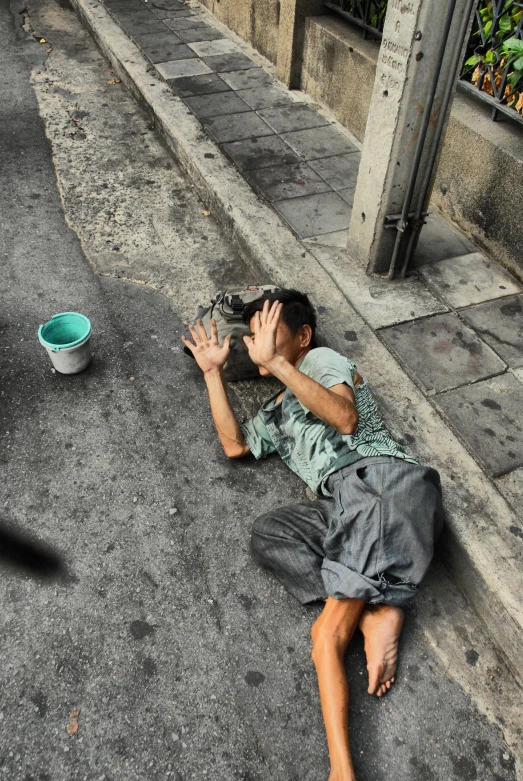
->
<box><xmin>184</xmin><ymin>285</ymin><xmax>280</xmax><ymax>381</ymax></box>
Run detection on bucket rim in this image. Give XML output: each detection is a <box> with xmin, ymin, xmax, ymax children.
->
<box><xmin>38</xmin><ymin>312</ymin><xmax>92</xmax><ymax>351</ymax></box>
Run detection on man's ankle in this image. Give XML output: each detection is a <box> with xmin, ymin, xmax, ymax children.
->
<box><xmin>329</xmin><ymin>756</ymin><xmax>356</xmax><ymax>781</ymax></box>
<box><xmin>329</xmin><ymin>765</ymin><xmax>356</xmax><ymax>781</ymax></box>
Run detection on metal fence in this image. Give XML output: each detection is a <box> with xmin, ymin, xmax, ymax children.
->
<box><xmin>323</xmin><ymin>0</ymin><xmax>387</xmax><ymax>38</ymax></box>
<box><xmin>325</xmin><ymin>0</ymin><xmax>523</xmax><ymax>125</ymax></box>
<box><xmin>459</xmin><ymin>1</ymin><xmax>523</xmax><ymax>125</ymax></box>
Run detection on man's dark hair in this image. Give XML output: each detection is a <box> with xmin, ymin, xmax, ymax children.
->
<box><xmin>242</xmin><ymin>289</ymin><xmax>317</xmax><ymax>349</ymax></box>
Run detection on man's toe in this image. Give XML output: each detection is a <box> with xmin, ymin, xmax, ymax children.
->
<box><xmin>367</xmin><ymin>665</ymin><xmax>380</xmax><ymax>695</ymax></box>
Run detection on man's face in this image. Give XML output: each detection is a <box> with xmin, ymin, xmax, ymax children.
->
<box><xmin>248</xmin><ymin>314</ymin><xmax>306</xmax><ymax>376</ymax></box>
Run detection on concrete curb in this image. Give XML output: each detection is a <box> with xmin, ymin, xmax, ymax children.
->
<box><xmin>71</xmin><ymin>0</ymin><xmax>523</xmax><ymax>685</ymax></box>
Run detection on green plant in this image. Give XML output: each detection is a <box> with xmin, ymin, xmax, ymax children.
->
<box><xmin>462</xmin><ymin>1</ymin><xmax>523</xmax><ymax>115</ymax></box>
<box><xmin>342</xmin><ymin>0</ymin><xmax>388</xmax><ymax>32</ymax></box>
<box><xmin>502</xmin><ymin>37</ymin><xmax>523</xmax><ymax>89</ymax></box>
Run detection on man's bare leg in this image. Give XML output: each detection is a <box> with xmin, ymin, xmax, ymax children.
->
<box><xmin>311</xmin><ymin>597</ymin><xmax>366</xmax><ymax>781</ymax></box>
<box><xmin>358</xmin><ymin>605</ymin><xmax>404</xmax><ymax>697</ymax></box>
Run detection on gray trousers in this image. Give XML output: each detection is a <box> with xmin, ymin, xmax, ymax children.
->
<box><xmin>251</xmin><ymin>457</ymin><xmax>444</xmax><ymax>607</ymax></box>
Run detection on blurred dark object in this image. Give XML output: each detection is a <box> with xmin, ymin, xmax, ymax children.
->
<box><xmin>0</xmin><ymin>522</ymin><xmax>63</xmax><ymax>578</ymax></box>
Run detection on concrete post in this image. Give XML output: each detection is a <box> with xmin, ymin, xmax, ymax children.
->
<box><xmin>276</xmin><ymin>0</ymin><xmax>325</xmax><ymax>88</ymax></box>
<box><xmin>346</xmin><ymin>0</ymin><xmax>475</xmax><ymax>274</ymax></box>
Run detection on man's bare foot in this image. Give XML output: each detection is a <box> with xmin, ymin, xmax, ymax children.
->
<box><xmin>359</xmin><ymin>605</ymin><xmax>404</xmax><ymax>697</ymax></box>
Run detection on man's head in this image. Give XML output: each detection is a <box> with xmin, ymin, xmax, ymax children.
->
<box><xmin>242</xmin><ymin>289</ymin><xmax>317</xmax><ymax>375</ymax></box>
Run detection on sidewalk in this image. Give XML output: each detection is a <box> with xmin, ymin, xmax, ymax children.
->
<box><xmin>71</xmin><ymin>0</ymin><xmax>523</xmax><ymax>684</ymax></box>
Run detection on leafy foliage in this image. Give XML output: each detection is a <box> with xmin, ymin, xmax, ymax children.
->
<box><xmin>328</xmin><ymin>0</ymin><xmax>389</xmax><ymax>35</ymax></box>
<box><xmin>461</xmin><ymin>1</ymin><xmax>523</xmax><ymax>116</ymax></box>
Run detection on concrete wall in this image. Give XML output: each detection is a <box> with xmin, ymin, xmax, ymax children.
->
<box><xmin>432</xmin><ymin>93</ymin><xmax>523</xmax><ymax>282</ymax></box>
<box><xmin>301</xmin><ymin>16</ymin><xmax>377</xmax><ymax>142</ymax></box>
<box><xmin>301</xmin><ymin>15</ymin><xmax>523</xmax><ymax>279</ymax></box>
<box><xmin>199</xmin><ymin>0</ymin><xmax>280</xmax><ymax>64</ymax></box>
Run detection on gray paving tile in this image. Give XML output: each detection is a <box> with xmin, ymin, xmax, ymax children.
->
<box><xmin>152</xmin><ymin>7</ymin><xmax>196</xmax><ymax>19</ymax></box>
<box><xmin>435</xmin><ymin>374</ymin><xmax>523</xmax><ymax>476</ymax></box>
<box><xmin>338</xmin><ymin>188</ymin><xmax>356</xmax><ymax>205</ymax></box>
<box><xmin>460</xmin><ymin>295</ymin><xmax>523</xmax><ymax>368</ymax></box>
<box><xmin>496</xmin><ymin>467</ymin><xmax>523</xmax><ymax>521</ymax></box>
<box><xmin>412</xmin><ymin>214</ymin><xmax>475</xmax><ymax>266</ymax></box>
<box><xmin>132</xmin><ymin>30</ymin><xmax>181</xmax><ymax>47</ymax></box>
<box><xmin>155</xmin><ymin>58</ymin><xmax>211</xmax><ymax>79</ymax></box>
<box><xmin>245</xmin><ymin>162</ymin><xmax>331</xmax><ymax>202</ymax></box>
<box><xmin>105</xmin><ymin>0</ymin><xmax>147</xmax><ymax>11</ymax></box>
<box><xmin>257</xmin><ymin>103</ymin><xmax>329</xmax><ymax>134</ymax></box>
<box><xmin>104</xmin><ymin>0</ymin><xmax>144</xmax><ymax>6</ymax></box>
<box><xmin>112</xmin><ymin>7</ymin><xmax>154</xmax><ymax>21</ymax></box>
<box><xmin>119</xmin><ymin>17</ymin><xmax>167</xmax><ymax>35</ymax></box>
<box><xmin>183</xmin><ymin>91</ymin><xmax>250</xmax><ymax>119</ymax></box>
<box><xmin>143</xmin><ymin>41</ymin><xmax>196</xmax><ymax>63</ymax></box>
<box><xmin>418</xmin><ymin>252</ymin><xmax>521</xmax><ymax>308</ymax></box>
<box><xmin>163</xmin><ymin>16</ymin><xmax>208</xmax><ymax>30</ymax></box>
<box><xmin>149</xmin><ymin>0</ymin><xmax>186</xmax><ymax>10</ymax></box>
<box><xmin>305</xmin><ymin>230</ymin><xmax>348</xmax><ymax>248</ymax></box>
<box><xmin>219</xmin><ymin>68</ymin><xmax>272</xmax><ymax>90</ymax></box>
<box><xmin>188</xmin><ymin>39</ymin><xmax>241</xmax><ymax>57</ymax></box>
<box><xmin>147</xmin><ymin>0</ymin><xmax>187</xmax><ymax>11</ymax></box>
<box><xmin>235</xmin><ymin>84</ymin><xmax>293</xmax><ymax>110</ymax></box>
<box><xmin>104</xmin><ymin>0</ymin><xmax>145</xmax><ymax>9</ymax></box>
<box><xmin>169</xmin><ymin>72</ymin><xmax>231</xmax><ymax>97</ymax></box>
<box><xmin>202</xmin><ymin>52</ymin><xmax>256</xmax><ymax>73</ymax></box>
<box><xmin>203</xmin><ymin>112</ymin><xmax>274</xmax><ymax>143</ymax></box>
<box><xmin>105</xmin><ymin>0</ymin><xmax>148</xmax><ymax>13</ymax></box>
<box><xmin>222</xmin><ymin>136</ymin><xmax>300</xmax><ymax>171</ymax></box>
<box><xmin>273</xmin><ymin>191</ymin><xmax>351</xmax><ymax>238</ymax></box>
<box><xmin>174</xmin><ymin>25</ymin><xmax>225</xmax><ymax>43</ymax></box>
<box><xmin>380</xmin><ymin>312</ymin><xmax>506</xmax><ymax>393</ymax></box>
<box><xmin>308</xmin><ymin>153</ymin><xmax>360</xmax><ymax>191</ymax></box>
<box><xmin>281</xmin><ymin>125</ymin><xmax>359</xmax><ymax>160</ymax></box>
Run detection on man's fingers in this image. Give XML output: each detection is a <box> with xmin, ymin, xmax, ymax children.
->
<box><xmin>188</xmin><ymin>323</ymin><xmax>202</xmax><ymax>344</ymax></box>
<box><xmin>253</xmin><ymin>310</ymin><xmax>261</xmax><ymax>336</ymax></box>
<box><xmin>243</xmin><ymin>335</ymin><xmax>253</xmax><ymax>348</ymax></box>
<box><xmin>268</xmin><ymin>300</ymin><xmax>283</xmax><ymax>325</ymax></box>
<box><xmin>181</xmin><ymin>335</ymin><xmax>196</xmax><ymax>355</ymax></box>
<box><xmin>196</xmin><ymin>319</ymin><xmax>209</xmax><ymax>343</ymax></box>
<box><xmin>209</xmin><ymin>318</ymin><xmax>219</xmax><ymax>345</ymax></box>
<box><xmin>224</xmin><ymin>333</ymin><xmax>232</xmax><ymax>349</ymax></box>
<box><xmin>262</xmin><ymin>298</ymin><xmax>271</xmax><ymax>325</ymax></box>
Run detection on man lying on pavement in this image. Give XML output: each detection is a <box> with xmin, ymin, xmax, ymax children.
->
<box><xmin>182</xmin><ymin>289</ymin><xmax>444</xmax><ymax>781</ymax></box>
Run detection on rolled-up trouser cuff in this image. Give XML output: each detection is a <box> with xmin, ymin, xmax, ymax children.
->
<box><xmin>321</xmin><ymin>559</ymin><xmax>419</xmax><ymax>607</ymax></box>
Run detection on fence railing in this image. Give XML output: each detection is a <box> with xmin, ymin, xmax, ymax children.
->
<box><xmin>325</xmin><ymin>0</ymin><xmax>523</xmax><ymax>125</ymax></box>
<box><xmin>323</xmin><ymin>0</ymin><xmax>387</xmax><ymax>38</ymax></box>
<box><xmin>459</xmin><ymin>1</ymin><xmax>523</xmax><ymax>125</ymax></box>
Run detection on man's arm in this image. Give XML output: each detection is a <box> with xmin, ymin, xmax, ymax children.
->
<box><xmin>204</xmin><ymin>369</ymin><xmax>250</xmax><ymax>458</ymax></box>
<box><xmin>263</xmin><ymin>357</ymin><xmax>358</xmax><ymax>436</ymax></box>
<box><xmin>182</xmin><ymin>320</ymin><xmax>250</xmax><ymax>459</ymax></box>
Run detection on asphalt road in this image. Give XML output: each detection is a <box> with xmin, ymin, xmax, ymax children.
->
<box><xmin>0</xmin><ymin>0</ymin><xmax>519</xmax><ymax>778</ymax></box>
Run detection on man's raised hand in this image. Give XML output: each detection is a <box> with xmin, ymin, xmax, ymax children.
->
<box><xmin>243</xmin><ymin>299</ymin><xmax>283</xmax><ymax>368</ymax></box>
<box><xmin>182</xmin><ymin>319</ymin><xmax>231</xmax><ymax>375</ymax></box>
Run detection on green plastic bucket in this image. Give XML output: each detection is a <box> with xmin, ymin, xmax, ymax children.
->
<box><xmin>38</xmin><ymin>312</ymin><xmax>92</xmax><ymax>374</ymax></box>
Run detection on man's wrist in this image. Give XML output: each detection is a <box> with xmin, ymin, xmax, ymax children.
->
<box><xmin>204</xmin><ymin>367</ymin><xmax>224</xmax><ymax>380</ymax></box>
<box><xmin>261</xmin><ymin>354</ymin><xmax>288</xmax><ymax>375</ymax></box>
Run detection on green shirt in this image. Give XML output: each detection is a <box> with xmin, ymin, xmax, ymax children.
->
<box><xmin>240</xmin><ymin>347</ymin><xmax>417</xmax><ymax>496</ymax></box>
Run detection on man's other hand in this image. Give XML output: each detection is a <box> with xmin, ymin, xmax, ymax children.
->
<box><xmin>182</xmin><ymin>319</ymin><xmax>231</xmax><ymax>375</ymax></box>
<box><xmin>243</xmin><ymin>299</ymin><xmax>283</xmax><ymax>368</ymax></box>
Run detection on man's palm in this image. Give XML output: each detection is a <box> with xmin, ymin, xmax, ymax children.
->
<box><xmin>243</xmin><ymin>300</ymin><xmax>283</xmax><ymax>367</ymax></box>
<box><xmin>182</xmin><ymin>319</ymin><xmax>231</xmax><ymax>374</ymax></box>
